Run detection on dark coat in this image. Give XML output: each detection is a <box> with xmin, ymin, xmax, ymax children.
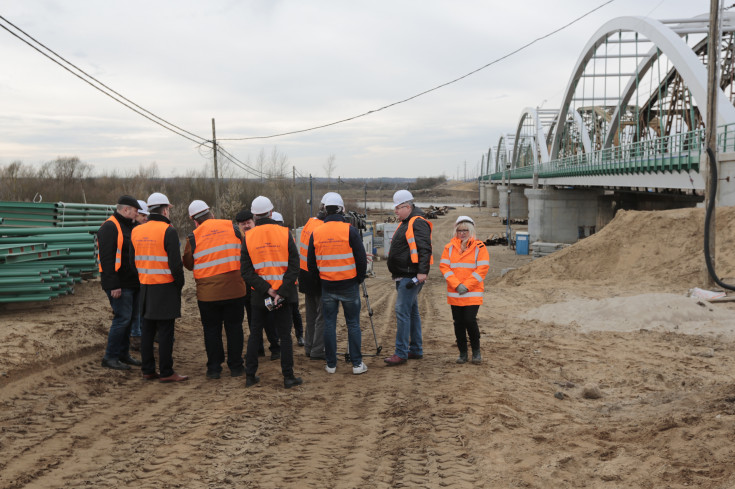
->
<box><xmin>387</xmin><ymin>206</ymin><xmax>432</xmax><ymax>278</ymax></box>
<box><xmin>138</xmin><ymin>213</ymin><xmax>185</xmax><ymax>320</ymax></box>
<box><xmin>241</xmin><ymin>217</ymin><xmax>300</xmax><ymax>306</ymax></box>
<box><xmin>307</xmin><ymin>213</ymin><xmax>367</xmax><ymax>293</ymax></box>
<box><xmin>97</xmin><ymin>211</ymin><xmax>139</xmax><ymax>290</ymax></box>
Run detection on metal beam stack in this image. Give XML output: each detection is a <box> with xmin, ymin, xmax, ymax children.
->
<box><xmin>0</xmin><ymin>202</ymin><xmax>114</xmax><ymax>303</ymax></box>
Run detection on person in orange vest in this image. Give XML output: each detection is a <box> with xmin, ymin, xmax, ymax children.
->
<box><xmin>129</xmin><ymin>199</ymin><xmax>150</xmax><ymax>352</ymax></box>
<box><xmin>240</xmin><ymin>196</ymin><xmax>303</xmax><ymax>389</ymax></box>
<box><xmin>439</xmin><ymin>216</ymin><xmax>490</xmax><ymax>364</ymax></box>
<box><xmin>98</xmin><ymin>195</ymin><xmax>143</xmax><ymax>370</ymax></box>
<box><xmin>307</xmin><ymin>192</ymin><xmax>368</xmax><ymax>375</ymax></box>
<box><xmin>298</xmin><ymin>196</ymin><xmax>328</xmax><ymax>360</ymax></box>
<box><xmin>183</xmin><ymin>200</ymin><xmax>248</xmax><ymax>379</ymax></box>
<box><xmin>385</xmin><ymin>190</ymin><xmax>433</xmax><ymax>366</ymax></box>
<box><xmin>273</xmin><ymin>211</ymin><xmax>305</xmax><ymax>347</ymax></box>
<box><xmin>131</xmin><ymin>192</ymin><xmax>187</xmax><ymax>383</ymax></box>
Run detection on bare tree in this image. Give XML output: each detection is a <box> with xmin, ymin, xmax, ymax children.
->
<box><xmin>323</xmin><ymin>154</ymin><xmax>336</xmax><ymax>190</ymax></box>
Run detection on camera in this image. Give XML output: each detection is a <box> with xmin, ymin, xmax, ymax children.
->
<box><xmin>405</xmin><ymin>277</ymin><xmax>420</xmax><ymax>289</ymax></box>
<box><xmin>265</xmin><ymin>296</ymin><xmax>285</xmax><ymax>311</ymax></box>
<box><xmin>346</xmin><ymin>211</ymin><xmax>367</xmax><ymax>231</ymax></box>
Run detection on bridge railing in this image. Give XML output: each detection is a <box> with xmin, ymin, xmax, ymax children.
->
<box><xmin>485</xmin><ymin>124</ymin><xmax>727</xmax><ymax>181</ymax></box>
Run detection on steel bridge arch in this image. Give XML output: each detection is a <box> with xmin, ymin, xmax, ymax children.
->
<box><xmin>549</xmin><ymin>15</ymin><xmax>735</xmax><ymax>160</ymax></box>
<box><xmin>511</xmin><ymin>107</ymin><xmax>551</xmax><ymax>166</ymax></box>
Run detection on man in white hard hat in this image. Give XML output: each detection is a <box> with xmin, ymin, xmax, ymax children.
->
<box><xmin>240</xmin><ymin>196</ymin><xmax>303</xmax><ymax>389</ymax></box>
<box><xmin>97</xmin><ymin>195</ymin><xmax>143</xmax><ymax>370</ymax></box>
<box><xmin>131</xmin><ymin>192</ymin><xmax>188</xmax><ymax>382</ymax></box>
<box><xmin>307</xmin><ymin>192</ymin><xmax>368</xmax><ymax>375</ymax></box>
<box><xmin>384</xmin><ymin>190</ymin><xmax>433</xmax><ymax>366</ymax></box>
<box><xmin>129</xmin><ymin>199</ymin><xmax>150</xmax><ymax>351</ymax></box>
<box><xmin>183</xmin><ymin>200</ymin><xmax>248</xmax><ymax>379</ymax></box>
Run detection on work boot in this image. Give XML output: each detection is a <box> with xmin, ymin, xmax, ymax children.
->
<box><xmin>471</xmin><ymin>349</ymin><xmax>482</xmax><ymax>365</ymax></box>
<box><xmin>245</xmin><ymin>375</ymin><xmax>260</xmax><ymax>387</ymax></box>
<box><xmin>284</xmin><ymin>376</ymin><xmax>303</xmax><ymax>389</ymax></box>
<box><xmin>456</xmin><ymin>351</ymin><xmax>468</xmax><ymax>364</ymax></box>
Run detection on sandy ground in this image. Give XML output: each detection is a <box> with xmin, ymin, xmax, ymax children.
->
<box><xmin>2</xmin><ymin>204</ymin><xmax>735</xmax><ymax>488</ymax></box>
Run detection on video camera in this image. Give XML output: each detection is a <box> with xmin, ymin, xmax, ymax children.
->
<box><xmin>345</xmin><ymin>210</ymin><xmax>368</xmax><ymax>231</ymax></box>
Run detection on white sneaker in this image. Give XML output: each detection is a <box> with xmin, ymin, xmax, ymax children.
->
<box><xmin>325</xmin><ymin>365</ymin><xmax>336</xmax><ymax>374</ymax></box>
<box><xmin>352</xmin><ymin>362</ymin><xmax>368</xmax><ymax>375</ymax></box>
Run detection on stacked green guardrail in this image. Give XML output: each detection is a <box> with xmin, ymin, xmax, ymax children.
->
<box><xmin>0</xmin><ymin>202</ymin><xmax>115</xmax><ymax>303</ymax></box>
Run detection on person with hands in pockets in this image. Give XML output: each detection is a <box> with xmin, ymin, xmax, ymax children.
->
<box><xmin>439</xmin><ymin>216</ymin><xmax>490</xmax><ymax>365</ymax></box>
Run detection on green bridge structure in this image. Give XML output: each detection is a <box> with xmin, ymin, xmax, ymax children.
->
<box><xmin>478</xmin><ymin>12</ymin><xmax>735</xmax><ymax>244</ymax></box>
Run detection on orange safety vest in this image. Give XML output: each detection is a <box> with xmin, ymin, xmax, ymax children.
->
<box><xmin>311</xmin><ymin>221</ymin><xmax>357</xmax><ymax>281</ymax></box>
<box><xmin>131</xmin><ymin>220</ymin><xmax>174</xmax><ymax>285</ymax></box>
<box><xmin>298</xmin><ymin>217</ymin><xmax>323</xmax><ymax>271</ymax></box>
<box><xmin>406</xmin><ymin>216</ymin><xmax>434</xmax><ymax>265</ymax></box>
<box><xmin>245</xmin><ymin>224</ymin><xmax>290</xmax><ymax>290</ymax></box>
<box><xmin>191</xmin><ymin>219</ymin><xmax>242</xmax><ymax>279</ymax></box>
<box><xmin>98</xmin><ymin>215</ymin><xmax>123</xmax><ymax>272</ymax></box>
<box><xmin>439</xmin><ymin>237</ymin><xmax>490</xmax><ymax>306</ymax></box>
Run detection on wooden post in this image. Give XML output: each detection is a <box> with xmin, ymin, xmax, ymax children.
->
<box><xmin>211</xmin><ymin>118</ymin><xmax>220</xmax><ymax>214</ymax></box>
<box><xmin>703</xmin><ymin>0</ymin><xmax>720</xmax><ymax>287</ymax></box>
<box><xmin>292</xmin><ymin>166</ymin><xmax>296</xmax><ymax>228</ymax></box>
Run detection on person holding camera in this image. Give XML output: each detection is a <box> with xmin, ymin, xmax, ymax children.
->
<box><xmin>183</xmin><ymin>200</ymin><xmax>247</xmax><ymax>379</ymax></box>
<box><xmin>439</xmin><ymin>216</ymin><xmax>489</xmax><ymax>364</ymax></box>
<box><xmin>240</xmin><ymin>196</ymin><xmax>303</xmax><ymax>389</ymax></box>
<box><xmin>385</xmin><ymin>190</ymin><xmax>433</xmax><ymax>366</ymax></box>
<box><xmin>307</xmin><ymin>192</ymin><xmax>368</xmax><ymax>375</ymax></box>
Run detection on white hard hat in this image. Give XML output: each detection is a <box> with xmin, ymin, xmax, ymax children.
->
<box><xmin>393</xmin><ymin>189</ymin><xmax>414</xmax><ymax>208</ymax></box>
<box><xmin>188</xmin><ymin>200</ymin><xmax>209</xmax><ymax>218</ymax></box>
<box><xmin>322</xmin><ymin>192</ymin><xmax>344</xmax><ymax>208</ymax></box>
<box><xmin>251</xmin><ymin>195</ymin><xmax>274</xmax><ymax>215</ymax></box>
<box><xmin>137</xmin><ymin>200</ymin><xmax>149</xmax><ymax>216</ymax></box>
<box><xmin>147</xmin><ymin>192</ymin><xmax>171</xmax><ymax>208</ymax></box>
<box><xmin>455</xmin><ymin>215</ymin><xmax>474</xmax><ymax>226</ymax></box>
<box><xmin>271</xmin><ymin>211</ymin><xmax>284</xmax><ymax>223</ymax></box>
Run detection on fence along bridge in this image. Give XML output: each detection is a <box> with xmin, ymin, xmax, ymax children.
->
<box><xmin>478</xmin><ymin>13</ymin><xmax>735</xmax><ymax>243</ymax></box>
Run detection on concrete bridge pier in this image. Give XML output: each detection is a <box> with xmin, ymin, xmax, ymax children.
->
<box><xmin>525</xmin><ymin>188</ymin><xmax>603</xmax><ymax>244</ymax></box>
<box><xmin>484</xmin><ymin>183</ymin><xmax>499</xmax><ymax>207</ymax></box>
<box><xmin>497</xmin><ymin>185</ymin><xmax>528</xmax><ymax>221</ymax></box>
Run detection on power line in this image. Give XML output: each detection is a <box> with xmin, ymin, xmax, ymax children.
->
<box><xmin>219</xmin><ymin>0</ymin><xmax>616</xmax><ymax>141</ymax></box>
<box><xmin>0</xmin><ymin>15</ymin><xmax>209</xmax><ymax>147</ymax></box>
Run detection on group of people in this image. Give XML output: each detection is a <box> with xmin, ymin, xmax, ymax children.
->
<box><xmin>97</xmin><ymin>189</ymin><xmax>491</xmax><ymax>388</ymax></box>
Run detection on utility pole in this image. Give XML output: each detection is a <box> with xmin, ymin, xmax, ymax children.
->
<box><xmin>292</xmin><ymin>166</ymin><xmax>296</xmax><ymax>228</ymax></box>
<box><xmin>211</xmin><ymin>118</ymin><xmax>220</xmax><ymax>213</ymax></box>
<box><xmin>364</xmin><ymin>181</ymin><xmax>367</xmax><ymax>215</ymax></box>
<box><xmin>309</xmin><ymin>174</ymin><xmax>314</xmax><ymax>217</ymax></box>
<box><xmin>464</xmin><ymin>161</ymin><xmax>467</xmax><ymax>182</ymax></box>
<box><xmin>703</xmin><ymin>0</ymin><xmax>720</xmax><ymax>287</ymax></box>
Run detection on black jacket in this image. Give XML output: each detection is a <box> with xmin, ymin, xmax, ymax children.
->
<box><xmin>97</xmin><ymin>211</ymin><xmax>139</xmax><ymax>290</ymax></box>
<box><xmin>306</xmin><ymin>213</ymin><xmax>367</xmax><ymax>293</ymax></box>
<box><xmin>387</xmin><ymin>206</ymin><xmax>432</xmax><ymax>278</ymax></box>
<box><xmin>138</xmin><ymin>213</ymin><xmax>185</xmax><ymax>320</ymax></box>
<box><xmin>241</xmin><ymin>218</ymin><xmax>300</xmax><ymax>306</ymax></box>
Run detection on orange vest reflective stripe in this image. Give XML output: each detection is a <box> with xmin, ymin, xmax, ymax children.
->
<box><xmin>132</xmin><ymin>220</ymin><xmax>174</xmax><ymax>285</ymax></box>
<box><xmin>312</xmin><ymin>221</ymin><xmax>357</xmax><ymax>281</ymax></box>
<box><xmin>245</xmin><ymin>224</ymin><xmax>290</xmax><ymax>290</ymax></box>
<box><xmin>439</xmin><ymin>238</ymin><xmax>490</xmax><ymax>306</ymax></box>
<box><xmin>191</xmin><ymin>219</ymin><xmax>242</xmax><ymax>279</ymax></box>
<box><xmin>299</xmin><ymin>218</ymin><xmax>323</xmax><ymax>271</ymax></box>
<box><xmin>406</xmin><ymin>216</ymin><xmax>434</xmax><ymax>265</ymax></box>
<box><xmin>98</xmin><ymin>215</ymin><xmax>123</xmax><ymax>272</ymax></box>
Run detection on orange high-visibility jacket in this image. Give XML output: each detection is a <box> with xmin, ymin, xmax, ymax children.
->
<box><xmin>311</xmin><ymin>221</ymin><xmax>357</xmax><ymax>281</ymax></box>
<box><xmin>191</xmin><ymin>219</ymin><xmax>242</xmax><ymax>279</ymax></box>
<box><xmin>132</xmin><ymin>220</ymin><xmax>174</xmax><ymax>285</ymax></box>
<box><xmin>98</xmin><ymin>215</ymin><xmax>122</xmax><ymax>272</ymax></box>
<box><xmin>406</xmin><ymin>216</ymin><xmax>434</xmax><ymax>265</ymax></box>
<box><xmin>299</xmin><ymin>217</ymin><xmax>323</xmax><ymax>271</ymax></box>
<box><xmin>439</xmin><ymin>237</ymin><xmax>490</xmax><ymax>306</ymax></box>
<box><xmin>245</xmin><ymin>224</ymin><xmax>290</xmax><ymax>290</ymax></box>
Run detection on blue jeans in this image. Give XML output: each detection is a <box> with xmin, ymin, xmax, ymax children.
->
<box><xmin>104</xmin><ymin>288</ymin><xmax>139</xmax><ymax>359</ymax></box>
<box><xmin>394</xmin><ymin>278</ymin><xmax>423</xmax><ymax>359</ymax></box>
<box><xmin>322</xmin><ymin>284</ymin><xmax>362</xmax><ymax>368</ymax></box>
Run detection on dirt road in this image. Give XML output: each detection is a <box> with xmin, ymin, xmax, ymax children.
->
<box><xmin>2</xmin><ymin>206</ymin><xmax>735</xmax><ymax>488</ymax></box>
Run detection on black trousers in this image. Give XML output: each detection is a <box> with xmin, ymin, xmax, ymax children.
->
<box><xmin>292</xmin><ymin>301</ymin><xmax>304</xmax><ymax>338</ymax></box>
<box><xmin>246</xmin><ymin>302</ymin><xmax>294</xmax><ymax>377</ymax></box>
<box><xmin>141</xmin><ymin>318</ymin><xmax>176</xmax><ymax>377</ymax></box>
<box><xmin>245</xmin><ymin>294</ymin><xmax>280</xmax><ymax>355</ymax></box>
<box><xmin>450</xmin><ymin>304</ymin><xmax>481</xmax><ymax>353</ymax></box>
<box><xmin>198</xmin><ymin>296</ymin><xmax>245</xmax><ymax>374</ymax></box>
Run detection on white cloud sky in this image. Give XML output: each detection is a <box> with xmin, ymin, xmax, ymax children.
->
<box><xmin>0</xmin><ymin>0</ymin><xmax>708</xmax><ymax>178</ymax></box>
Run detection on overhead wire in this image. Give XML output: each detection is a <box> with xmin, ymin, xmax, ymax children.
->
<box><xmin>218</xmin><ymin>0</ymin><xmax>616</xmax><ymax>141</ymax></box>
<box><xmin>0</xmin><ymin>15</ymin><xmax>210</xmax><ymax>147</ymax></box>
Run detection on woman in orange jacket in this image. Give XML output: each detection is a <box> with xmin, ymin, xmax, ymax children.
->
<box><xmin>439</xmin><ymin>216</ymin><xmax>490</xmax><ymax>364</ymax></box>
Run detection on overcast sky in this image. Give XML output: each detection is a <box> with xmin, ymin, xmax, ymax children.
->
<box><xmin>0</xmin><ymin>0</ymin><xmax>708</xmax><ymax>180</ymax></box>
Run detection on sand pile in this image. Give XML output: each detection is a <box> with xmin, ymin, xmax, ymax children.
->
<box><xmin>501</xmin><ymin>207</ymin><xmax>735</xmax><ymax>290</ymax></box>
